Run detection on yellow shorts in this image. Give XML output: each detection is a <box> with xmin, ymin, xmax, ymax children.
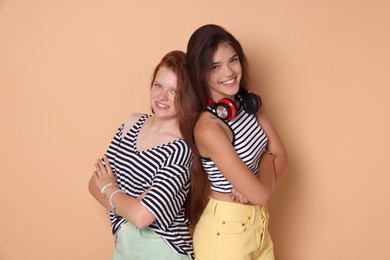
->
<box><xmin>193</xmin><ymin>197</ymin><xmax>274</xmax><ymax>260</ymax></box>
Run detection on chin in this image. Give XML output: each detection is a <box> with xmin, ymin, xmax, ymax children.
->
<box><xmin>155</xmin><ymin>112</ymin><xmax>177</xmax><ymax>119</ymax></box>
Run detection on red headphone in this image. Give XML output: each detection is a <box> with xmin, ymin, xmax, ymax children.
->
<box><xmin>206</xmin><ymin>89</ymin><xmax>262</xmax><ymax>121</ymax></box>
<box><xmin>207</xmin><ymin>96</ymin><xmax>237</xmax><ymax>121</ymax></box>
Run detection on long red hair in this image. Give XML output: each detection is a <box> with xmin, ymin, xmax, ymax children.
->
<box><xmin>151</xmin><ymin>50</ymin><xmax>208</xmax><ymax>226</ymax></box>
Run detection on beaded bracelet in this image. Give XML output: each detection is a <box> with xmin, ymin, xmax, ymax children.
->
<box><xmin>101</xmin><ymin>183</ymin><xmax>118</xmax><ymax>198</ymax></box>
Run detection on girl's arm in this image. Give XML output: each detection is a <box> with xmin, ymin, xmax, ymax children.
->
<box><xmin>195</xmin><ymin>114</ymin><xmax>274</xmax><ymax>205</ymax></box>
<box><xmin>228</xmin><ymin>108</ymin><xmax>288</xmax><ymax>204</ymax></box>
<box><xmin>256</xmin><ymin>108</ymin><xmax>288</xmax><ymax>182</ymax></box>
<box><xmin>88</xmin><ymin>175</ymin><xmax>114</xmax><ymax>211</ymax></box>
<box><xmin>89</xmin><ymin>156</ymin><xmax>156</xmax><ymax>228</ymax></box>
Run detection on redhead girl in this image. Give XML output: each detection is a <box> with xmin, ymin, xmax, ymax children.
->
<box><xmin>89</xmin><ymin>50</ymin><xmax>199</xmax><ymax>259</ymax></box>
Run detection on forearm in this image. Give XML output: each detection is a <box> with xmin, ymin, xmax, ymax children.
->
<box><xmin>109</xmin><ymin>191</ymin><xmax>156</xmax><ymax>228</ymax></box>
<box><xmin>266</xmin><ymin>146</ymin><xmax>287</xmax><ymax>182</ymax></box>
<box><xmin>256</xmin><ymin>153</ymin><xmax>276</xmax><ymax>201</ymax></box>
<box><xmin>88</xmin><ymin>177</ymin><xmax>114</xmax><ymax>211</ymax></box>
<box><xmin>256</xmin><ymin>110</ymin><xmax>288</xmax><ymax>181</ymax></box>
<box><xmin>91</xmin><ymin>156</ymin><xmax>157</xmax><ymax>228</ymax></box>
<box><xmin>89</xmin><ymin>177</ymin><xmax>155</xmax><ymax>227</ymax></box>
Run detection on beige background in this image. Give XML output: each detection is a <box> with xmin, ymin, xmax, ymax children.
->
<box><xmin>1</xmin><ymin>0</ymin><xmax>389</xmax><ymax>259</ymax></box>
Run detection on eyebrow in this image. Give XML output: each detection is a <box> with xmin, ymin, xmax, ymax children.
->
<box><xmin>211</xmin><ymin>54</ymin><xmax>239</xmax><ymax>65</ymax></box>
<box><xmin>230</xmin><ymin>54</ymin><xmax>239</xmax><ymax>60</ymax></box>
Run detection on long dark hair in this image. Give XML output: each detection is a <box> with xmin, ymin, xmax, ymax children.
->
<box><xmin>185</xmin><ymin>24</ymin><xmax>251</xmax><ymax>225</ymax></box>
<box><xmin>187</xmin><ymin>24</ymin><xmax>250</xmax><ymax>109</ymax></box>
<box><xmin>151</xmin><ymin>50</ymin><xmax>203</xmax><ymax>225</ymax></box>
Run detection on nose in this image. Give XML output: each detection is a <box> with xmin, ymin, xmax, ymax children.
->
<box><xmin>223</xmin><ymin>64</ymin><xmax>234</xmax><ymax>76</ymax></box>
<box><xmin>158</xmin><ymin>89</ymin><xmax>169</xmax><ymax>100</ymax></box>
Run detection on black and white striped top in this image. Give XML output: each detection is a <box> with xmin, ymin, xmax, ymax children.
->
<box><xmin>202</xmin><ymin>106</ymin><xmax>268</xmax><ymax>193</ymax></box>
<box><xmin>104</xmin><ymin>114</ymin><xmax>194</xmax><ymax>259</ymax></box>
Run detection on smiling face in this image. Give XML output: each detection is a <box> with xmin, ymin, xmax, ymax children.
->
<box><xmin>150</xmin><ymin>66</ymin><xmax>178</xmax><ymax>120</ymax></box>
<box><xmin>207</xmin><ymin>42</ymin><xmax>242</xmax><ymax>101</ymax></box>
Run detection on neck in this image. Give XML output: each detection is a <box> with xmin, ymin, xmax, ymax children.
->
<box><xmin>148</xmin><ymin>116</ymin><xmax>181</xmax><ymax>136</ymax></box>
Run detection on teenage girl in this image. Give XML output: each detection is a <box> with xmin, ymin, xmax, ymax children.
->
<box><xmin>186</xmin><ymin>24</ymin><xmax>288</xmax><ymax>260</ymax></box>
<box><xmin>89</xmin><ymin>50</ymin><xmax>199</xmax><ymax>259</ymax></box>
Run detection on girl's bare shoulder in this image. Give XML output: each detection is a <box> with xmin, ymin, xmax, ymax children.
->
<box><xmin>121</xmin><ymin>113</ymin><xmax>144</xmax><ymax>138</ymax></box>
<box><xmin>195</xmin><ymin>112</ymin><xmax>230</xmax><ymax>139</ymax></box>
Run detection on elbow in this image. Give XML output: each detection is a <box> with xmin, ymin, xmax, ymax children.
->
<box><xmin>251</xmin><ymin>188</ymin><xmax>273</xmax><ymax>206</ymax></box>
<box><xmin>133</xmin><ymin>220</ymin><xmax>152</xmax><ymax>229</ymax></box>
<box><xmin>252</xmin><ymin>198</ymin><xmax>270</xmax><ymax>206</ymax></box>
<box><xmin>131</xmin><ymin>215</ymin><xmax>154</xmax><ymax>229</ymax></box>
<box><xmin>259</xmin><ymin>195</ymin><xmax>272</xmax><ymax>206</ymax></box>
<box><xmin>121</xmin><ymin>206</ymin><xmax>155</xmax><ymax>228</ymax></box>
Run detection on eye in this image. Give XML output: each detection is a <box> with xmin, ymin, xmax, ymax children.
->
<box><xmin>153</xmin><ymin>82</ymin><xmax>162</xmax><ymax>88</ymax></box>
<box><xmin>230</xmin><ymin>57</ymin><xmax>239</xmax><ymax>64</ymax></box>
<box><xmin>170</xmin><ymin>89</ymin><xmax>177</xmax><ymax>95</ymax></box>
<box><xmin>210</xmin><ymin>64</ymin><xmax>220</xmax><ymax>71</ymax></box>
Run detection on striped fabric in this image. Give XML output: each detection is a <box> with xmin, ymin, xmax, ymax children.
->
<box><xmin>202</xmin><ymin>106</ymin><xmax>268</xmax><ymax>193</ymax></box>
<box><xmin>104</xmin><ymin>114</ymin><xmax>194</xmax><ymax>259</ymax></box>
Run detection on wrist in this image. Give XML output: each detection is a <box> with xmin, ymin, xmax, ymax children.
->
<box><xmin>109</xmin><ymin>189</ymin><xmax>124</xmax><ymax>214</ymax></box>
<box><xmin>262</xmin><ymin>149</ymin><xmax>276</xmax><ymax>179</ymax></box>
<box><xmin>262</xmin><ymin>149</ymin><xmax>276</xmax><ymax>160</ymax></box>
<box><xmin>101</xmin><ymin>183</ymin><xmax>119</xmax><ymax>198</ymax></box>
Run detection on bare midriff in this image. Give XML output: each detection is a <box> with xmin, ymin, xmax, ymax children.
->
<box><xmin>210</xmin><ymin>190</ymin><xmax>235</xmax><ymax>202</ymax></box>
<box><xmin>210</xmin><ymin>190</ymin><xmax>255</xmax><ymax>206</ymax></box>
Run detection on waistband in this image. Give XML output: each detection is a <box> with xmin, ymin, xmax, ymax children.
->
<box><xmin>119</xmin><ymin>221</ymin><xmax>152</xmax><ymax>232</ymax></box>
<box><xmin>206</xmin><ymin>197</ymin><xmax>268</xmax><ymax>222</ymax></box>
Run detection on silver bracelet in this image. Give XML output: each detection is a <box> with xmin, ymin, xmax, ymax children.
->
<box><xmin>101</xmin><ymin>183</ymin><xmax>118</xmax><ymax>198</ymax></box>
<box><xmin>109</xmin><ymin>189</ymin><xmax>124</xmax><ymax>210</ymax></box>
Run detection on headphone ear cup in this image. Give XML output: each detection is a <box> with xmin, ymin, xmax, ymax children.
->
<box><xmin>241</xmin><ymin>92</ymin><xmax>262</xmax><ymax>114</ymax></box>
<box><xmin>215</xmin><ymin>98</ymin><xmax>237</xmax><ymax>121</ymax></box>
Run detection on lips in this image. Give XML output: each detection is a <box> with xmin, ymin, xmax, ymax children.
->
<box><xmin>221</xmin><ymin>78</ymin><xmax>236</xmax><ymax>87</ymax></box>
<box><xmin>155</xmin><ymin>101</ymin><xmax>169</xmax><ymax>109</ymax></box>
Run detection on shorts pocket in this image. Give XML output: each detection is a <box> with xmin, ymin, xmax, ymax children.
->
<box><xmin>219</xmin><ymin>214</ymin><xmax>250</xmax><ymax>235</ymax></box>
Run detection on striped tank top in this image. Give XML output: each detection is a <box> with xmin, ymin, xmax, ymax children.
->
<box><xmin>202</xmin><ymin>106</ymin><xmax>268</xmax><ymax>193</ymax></box>
<box><xmin>104</xmin><ymin>114</ymin><xmax>194</xmax><ymax>259</ymax></box>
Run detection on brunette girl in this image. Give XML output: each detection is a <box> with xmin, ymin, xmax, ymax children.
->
<box><xmin>186</xmin><ymin>24</ymin><xmax>288</xmax><ymax>260</ymax></box>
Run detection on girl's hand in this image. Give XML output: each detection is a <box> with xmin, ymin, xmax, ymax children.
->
<box><xmin>230</xmin><ymin>187</ymin><xmax>249</xmax><ymax>204</ymax></box>
<box><xmin>93</xmin><ymin>155</ymin><xmax>118</xmax><ymax>193</ymax></box>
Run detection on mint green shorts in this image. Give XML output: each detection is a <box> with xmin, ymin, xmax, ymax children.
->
<box><xmin>112</xmin><ymin>222</ymin><xmax>191</xmax><ymax>260</ymax></box>
<box><xmin>193</xmin><ymin>197</ymin><xmax>274</xmax><ymax>260</ymax></box>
